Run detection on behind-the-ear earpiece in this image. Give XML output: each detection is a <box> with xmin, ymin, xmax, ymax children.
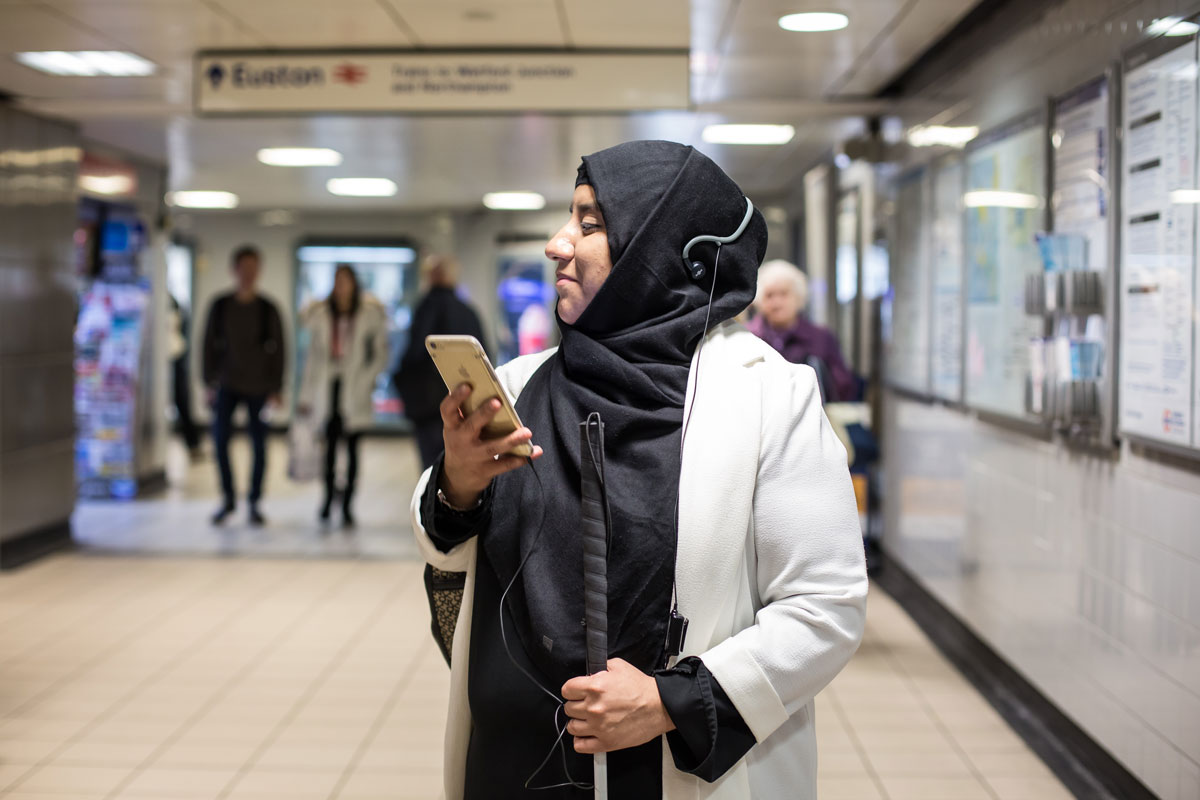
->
<box><xmin>680</xmin><ymin>197</ymin><xmax>755</xmax><ymax>281</ymax></box>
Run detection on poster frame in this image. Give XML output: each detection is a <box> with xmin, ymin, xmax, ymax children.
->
<box><xmin>1117</xmin><ymin>21</ymin><xmax>1200</xmax><ymax>460</ymax></box>
<box><xmin>883</xmin><ymin>164</ymin><xmax>935</xmax><ymax>400</ymax></box>
<box><xmin>961</xmin><ymin>107</ymin><xmax>1052</xmax><ymax>431</ymax></box>
<box><xmin>1047</xmin><ymin>69</ymin><xmax>1121</xmax><ymax>450</ymax></box>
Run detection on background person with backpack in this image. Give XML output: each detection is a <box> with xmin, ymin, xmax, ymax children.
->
<box><xmin>201</xmin><ymin>244</ymin><xmax>286</xmax><ymax>527</ymax></box>
<box><xmin>395</xmin><ymin>254</ymin><xmax>486</xmax><ymax>470</ymax></box>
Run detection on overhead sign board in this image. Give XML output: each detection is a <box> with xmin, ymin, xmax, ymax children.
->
<box><xmin>194</xmin><ymin>50</ymin><xmax>690</xmax><ymax>115</ymax></box>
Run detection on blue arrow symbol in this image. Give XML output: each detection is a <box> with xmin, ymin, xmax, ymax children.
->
<box><xmin>206</xmin><ymin>63</ymin><xmax>225</xmax><ymax>89</ymax></box>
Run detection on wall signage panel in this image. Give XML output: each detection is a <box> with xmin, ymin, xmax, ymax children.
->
<box><xmin>931</xmin><ymin>157</ymin><xmax>965</xmax><ymax>403</ymax></box>
<box><xmin>195</xmin><ymin>50</ymin><xmax>689</xmax><ymax>115</ymax></box>
<box><xmin>964</xmin><ymin>117</ymin><xmax>1048</xmax><ymax>420</ymax></box>
<box><xmin>1119</xmin><ymin>39</ymin><xmax>1198</xmax><ymax>447</ymax></box>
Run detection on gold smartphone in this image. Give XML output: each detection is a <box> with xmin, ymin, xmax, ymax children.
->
<box><xmin>425</xmin><ymin>335</ymin><xmax>534</xmax><ymax>458</ymax></box>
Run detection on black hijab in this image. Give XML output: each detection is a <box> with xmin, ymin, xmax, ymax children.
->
<box><xmin>484</xmin><ymin>141</ymin><xmax>768</xmax><ymax>687</ymax></box>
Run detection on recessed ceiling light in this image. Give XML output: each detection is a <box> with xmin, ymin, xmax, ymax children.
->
<box><xmin>79</xmin><ymin>174</ymin><xmax>135</xmax><ymax>196</ymax></box>
<box><xmin>15</xmin><ymin>51</ymin><xmax>155</xmax><ymax>77</ymax></box>
<box><xmin>327</xmin><ymin>178</ymin><xmax>397</xmax><ymax>197</ymax></box>
<box><xmin>166</xmin><ymin>190</ymin><xmax>239</xmax><ymax>209</ymax></box>
<box><xmin>963</xmin><ymin>190</ymin><xmax>1043</xmax><ymax>209</ymax></box>
<box><xmin>483</xmin><ymin>191</ymin><xmax>546</xmax><ymax>210</ymax></box>
<box><xmin>702</xmin><ymin>124</ymin><xmax>795</xmax><ymax>145</ymax></box>
<box><xmin>778</xmin><ymin>12</ymin><xmax>849</xmax><ymax>32</ymax></box>
<box><xmin>907</xmin><ymin>125</ymin><xmax>980</xmax><ymax>148</ymax></box>
<box><xmin>1147</xmin><ymin>17</ymin><xmax>1199</xmax><ymax>37</ymax></box>
<box><xmin>1169</xmin><ymin>189</ymin><xmax>1200</xmax><ymax>204</ymax></box>
<box><xmin>257</xmin><ymin>148</ymin><xmax>343</xmax><ymax>167</ymax></box>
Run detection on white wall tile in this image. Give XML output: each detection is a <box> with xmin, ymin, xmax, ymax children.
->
<box><xmin>883</xmin><ymin>395</ymin><xmax>1200</xmax><ymax>800</ymax></box>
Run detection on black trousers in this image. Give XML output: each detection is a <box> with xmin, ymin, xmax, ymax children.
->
<box><xmin>172</xmin><ymin>356</ymin><xmax>200</xmax><ymax>451</ymax></box>
<box><xmin>325</xmin><ymin>379</ymin><xmax>361</xmax><ymax>506</ymax></box>
<box><xmin>212</xmin><ymin>387</ymin><xmax>267</xmax><ymax>505</ymax></box>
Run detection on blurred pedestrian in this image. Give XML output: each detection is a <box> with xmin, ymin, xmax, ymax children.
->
<box><xmin>748</xmin><ymin>259</ymin><xmax>858</xmax><ymax>402</ymax></box>
<box><xmin>168</xmin><ymin>293</ymin><xmax>202</xmax><ymax>459</ymax></box>
<box><xmin>297</xmin><ymin>265</ymin><xmax>388</xmax><ymax>528</ymax></box>
<box><xmin>395</xmin><ymin>255</ymin><xmax>486</xmax><ymax>469</ymax></box>
<box><xmin>201</xmin><ymin>245</ymin><xmax>285</xmax><ymax>526</ymax></box>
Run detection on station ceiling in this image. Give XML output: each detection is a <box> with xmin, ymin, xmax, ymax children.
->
<box><xmin>0</xmin><ymin>0</ymin><xmax>982</xmax><ymax>209</ymax></box>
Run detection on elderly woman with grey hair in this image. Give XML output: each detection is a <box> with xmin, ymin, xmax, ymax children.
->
<box><xmin>747</xmin><ymin>259</ymin><xmax>858</xmax><ymax>402</ymax></box>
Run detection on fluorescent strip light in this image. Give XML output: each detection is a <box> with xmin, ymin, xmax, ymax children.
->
<box><xmin>16</xmin><ymin>51</ymin><xmax>155</xmax><ymax>77</ymax></box>
<box><xmin>778</xmin><ymin>12</ymin><xmax>849</xmax><ymax>32</ymax></box>
<box><xmin>257</xmin><ymin>148</ymin><xmax>343</xmax><ymax>167</ymax></box>
<box><xmin>1170</xmin><ymin>189</ymin><xmax>1200</xmax><ymax>204</ymax></box>
<box><xmin>483</xmin><ymin>191</ymin><xmax>546</xmax><ymax>210</ymax></box>
<box><xmin>327</xmin><ymin>177</ymin><xmax>397</xmax><ymax>197</ymax></box>
<box><xmin>702</xmin><ymin>124</ymin><xmax>795</xmax><ymax>145</ymax></box>
<box><xmin>79</xmin><ymin>174</ymin><xmax>134</xmax><ymax>196</ymax></box>
<box><xmin>907</xmin><ymin>125</ymin><xmax>979</xmax><ymax>148</ymax></box>
<box><xmin>963</xmin><ymin>190</ymin><xmax>1042</xmax><ymax>209</ymax></box>
<box><xmin>166</xmin><ymin>190</ymin><xmax>239</xmax><ymax>209</ymax></box>
<box><xmin>1147</xmin><ymin>17</ymin><xmax>1200</xmax><ymax>37</ymax></box>
<box><xmin>296</xmin><ymin>246</ymin><xmax>415</xmax><ymax>264</ymax></box>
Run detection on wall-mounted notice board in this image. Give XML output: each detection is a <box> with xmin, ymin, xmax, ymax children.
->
<box><xmin>964</xmin><ymin>115</ymin><xmax>1048</xmax><ymax>420</ymax></box>
<box><xmin>1120</xmin><ymin>35</ymin><xmax>1199</xmax><ymax>450</ymax></box>
<box><xmin>931</xmin><ymin>157</ymin><xmax>965</xmax><ymax>403</ymax></box>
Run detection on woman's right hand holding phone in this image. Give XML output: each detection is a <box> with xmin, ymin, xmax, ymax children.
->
<box><xmin>438</xmin><ymin>383</ymin><xmax>542</xmax><ymax>508</ymax></box>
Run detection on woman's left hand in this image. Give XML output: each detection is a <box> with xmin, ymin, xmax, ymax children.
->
<box><xmin>561</xmin><ymin>659</ymin><xmax>676</xmax><ymax>754</ymax></box>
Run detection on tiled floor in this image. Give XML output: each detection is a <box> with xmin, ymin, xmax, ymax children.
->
<box><xmin>2</xmin><ymin>439</ymin><xmax>1075</xmax><ymax>799</ymax></box>
<box><xmin>73</xmin><ymin>438</ymin><xmax>424</xmax><ymax>560</ymax></box>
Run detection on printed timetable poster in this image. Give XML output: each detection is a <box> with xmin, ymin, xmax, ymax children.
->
<box><xmin>1120</xmin><ymin>39</ymin><xmax>1197</xmax><ymax>447</ymax></box>
<box><xmin>964</xmin><ymin>120</ymin><xmax>1047</xmax><ymax>419</ymax></box>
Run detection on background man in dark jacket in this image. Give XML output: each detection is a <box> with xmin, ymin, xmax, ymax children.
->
<box><xmin>201</xmin><ymin>245</ymin><xmax>285</xmax><ymax>526</ymax></box>
<box><xmin>395</xmin><ymin>255</ymin><xmax>485</xmax><ymax>469</ymax></box>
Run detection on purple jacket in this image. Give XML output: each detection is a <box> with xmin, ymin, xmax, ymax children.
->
<box><xmin>746</xmin><ymin>315</ymin><xmax>858</xmax><ymax>402</ymax></box>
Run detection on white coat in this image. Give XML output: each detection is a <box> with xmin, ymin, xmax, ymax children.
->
<box><xmin>410</xmin><ymin>320</ymin><xmax>868</xmax><ymax>800</ymax></box>
<box><xmin>298</xmin><ymin>297</ymin><xmax>389</xmax><ymax>433</ymax></box>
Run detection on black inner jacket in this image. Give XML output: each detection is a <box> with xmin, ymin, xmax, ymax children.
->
<box><xmin>482</xmin><ymin>140</ymin><xmax>768</xmax><ymax>688</ymax></box>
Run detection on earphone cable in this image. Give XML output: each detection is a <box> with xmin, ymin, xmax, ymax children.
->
<box><xmin>499</xmin><ymin>456</ymin><xmax>595</xmax><ymax>791</ymax></box>
<box><xmin>670</xmin><ymin>243</ymin><xmax>722</xmax><ymax>620</ymax></box>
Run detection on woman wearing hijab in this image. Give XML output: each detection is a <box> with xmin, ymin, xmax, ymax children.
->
<box><xmin>298</xmin><ymin>265</ymin><xmax>388</xmax><ymax>527</ymax></box>
<box><xmin>411</xmin><ymin>141</ymin><xmax>866</xmax><ymax>799</ymax></box>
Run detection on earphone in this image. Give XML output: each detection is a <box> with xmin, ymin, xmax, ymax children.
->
<box><xmin>681</xmin><ymin>197</ymin><xmax>755</xmax><ymax>280</ymax></box>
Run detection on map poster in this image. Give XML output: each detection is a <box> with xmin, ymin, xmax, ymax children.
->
<box><xmin>964</xmin><ymin>119</ymin><xmax>1048</xmax><ymax>419</ymax></box>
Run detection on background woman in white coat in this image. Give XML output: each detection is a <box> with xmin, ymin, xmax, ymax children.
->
<box><xmin>298</xmin><ymin>265</ymin><xmax>388</xmax><ymax>527</ymax></box>
<box><xmin>411</xmin><ymin>141</ymin><xmax>867</xmax><ymax>799</ymax></box>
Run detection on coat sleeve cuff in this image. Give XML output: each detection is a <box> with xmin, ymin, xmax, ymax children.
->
<box><xmin>655</xmin><ymin>657</ymin><xmax>756</xmax><ymax>783</ymax></box>
<box><xmin>699</xmin><ymin>638</ymin><xmax>789</xmax><ymax>744</ymax></box>
<box><xmin>420</xmin><ymin>454</ymin><xmax>493</xmax><ymax>554</ymax></box>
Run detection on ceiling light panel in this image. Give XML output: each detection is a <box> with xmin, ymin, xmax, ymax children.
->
<box><xmin>15</xmin><ymin>51</ymin><xmax>156</xmax><ymax>77</ymax></box>
<box><xmin>166</xmin><ymin>191</ymin><xmax>239</xmax><ymax>209</ymax></box>
<box><xmin>778</xmin><ymin>12</ymin><xmax>850</xmax><ymax>32</ymax></box>
<box><xmin>483</xmin><ymin>192</ymin><xmax>546</xmax><ymax>210</ymax></box>
<box><xmin>907</xmin><ymin>125</ymin><xmax>980</xmax><ymax>148</ymax></box>
<box><xmin>257</xmin><ymin>148</ymin><xmax>343</xmax><ymax>167</ymax></box>
<box><xmin>326</xmin><ymin>178</ymin><xmax>397</xmax><ymax>197</ymax></box>
<box><xmin>702</xmin><ymin>124</ymin><xmax>795</xmax><ymax>145</ymax></box>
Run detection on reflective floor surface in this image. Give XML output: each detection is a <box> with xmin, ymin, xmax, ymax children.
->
<box><xmin>0</xmin><ymin>438</ymin><xmax>1075</xmax><ymax>799</ymax></box>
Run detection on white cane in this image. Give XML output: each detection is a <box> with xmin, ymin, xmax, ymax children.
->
<box><xmin>580</xmin><ymin>414</ymin><xmax>609</xmax><ymax>800</ymax></box>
